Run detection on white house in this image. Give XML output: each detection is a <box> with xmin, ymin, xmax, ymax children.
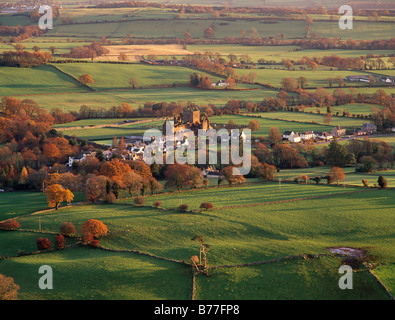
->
<box><xmin>288</xmin><ymin>133</ymin><xmax>301</xmax><ymax>143</ymax></box>
<box><xmin>300</xmin><ymin>131</ymin><xmax>314</xmax><ymax>141</ymax></box>
<box><xmin>282</xmin><ymin>131</ymin><xmax>295</xmax><ymax>140</ymax></box>
<box><xmin>212</xmin><ymin>80</ymin><xmax>229</xmax><ymax>88</ymax></box>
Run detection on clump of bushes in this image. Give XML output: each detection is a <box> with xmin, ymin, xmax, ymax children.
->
<box><xmin>37</xmin><ymin>237</ymin><xmax>51</xmax><ymax>251</ymax></box>
<box><xmin>378</xmin><ymin>176</ymin><xmax>388</xmax><ymax>189</ymax></box>
<box><xmin>0</xmin><ymin>219</ymin><xmax>21</xmax><ymax>231</ymax></box>
<box><xmin>55</xmin><ymin>234</ymin><xmax>65</xmax><ymax>250</ymax></box>
<box><xmin>153</xmin><ymin>201</ymin><xmax>162</xmax><ymax>207</ymax></box>
<box><xmin>59</xmin><ymin>222</ymin><xmax>76</xmax><ymax>236</ymax></box>
<box><xmin>362</xmin><ymin>179</ymin><xmax>369</xmax><ymax>188</ymax></box>
<box><xmin>134</xmin><ymin>196</ymin><xmax>146</xmax><ymax>206</ymax></box>
<box><xmin>178</xmin><ymin>204</ymin><xmax>189</xmax><ymax>212</ymax></box>
<box><xmin>199</xmin><ymin>202</ymin><xmax>214</xmax><ymax>211</ymax></box>
<box><xmin>104</xmin><ymin>192</ymin><xmax>117</xmax><ymax>204</ymax></box>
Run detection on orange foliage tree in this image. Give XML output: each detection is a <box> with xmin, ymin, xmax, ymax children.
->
<box><xmin>44</xmin><ymin>184</ymin><xmax>74</xmax><ymax>210</ymax></box>
<box><xmin>220</xmin><ymin>166</ymin><xmax>246</xmax><ymax>185</ymax></box>
<box><xmin>81</xmin><ymin>219</ymin><xmax>108</xmax><ymax>238</ymax></box>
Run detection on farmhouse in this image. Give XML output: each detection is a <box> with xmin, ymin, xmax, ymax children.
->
<box><xmin>282</xmin><ymin>131</ymin><xmax>295</xmax><ymax>141</ymax></box>
<box><xmin>344</xmin><ymin>75</ymin><xmax>371</xmax><ymax>83</ymax></box>
<box><xmin>288</xmin><ymin>133</ymin><xmax>301</xmax><ymax>143</ymax></box>
<box><xmin>314</xmin><ymin>132</ymin><xmax>333</xmax><ymax>141</ymax></box>
<box><xmin>360</xmin><ymin>123</ymin><xmax>377</xmax><ymax>134</ymax></box>
<box><xmin>163</xmin><ymin>106</ymin><xmax>212</xmax><ymax>136</ymax></box>
<box><xmin>300</xmin><ymin>131</ymin><xmax>314</xmax><ymax>141</ymax></box>
<box><xmin>67</xmin><ymin>152</ymin><xmax>96</xmax><ymax>167</ymax></box>
<box><xmin>212</xmin><ymin>80</ymin><xmax>229</xmax><ymax>88</ymax></box>
<box><xmin>380</xmin><ymin>76</ymin><xmax>395</xmax><ymax>84</ymax></box>
<box><xmin>331</xmin><ymin>126</ymin><xmax>346</xmax><ymax>137</ymax></box>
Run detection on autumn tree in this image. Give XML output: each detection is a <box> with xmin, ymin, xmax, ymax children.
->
<box><xmin>78</xmin><ymin>74</ymin><xmax>94</xmax><ymax>86</ymax></box>
<box><xmin>281</xmin><ymin>78</ymin><xmax>298</xmax><ymax>91</ymax></box>
<box><xmin>297</xmin><ymin>76</ymin><xmax>308</xmax><ymax>89</ymax></box>
<box><xmin>220</xmin><ymin>166</ymin><xmax>246</xmax><ymax>185</ymax></box>
<box><xmin>204</xmin><ymin>27</ymin><xmax>215</xmax><ymax>39</ymax></box>
<box><xmin>85</xmin><ymin>174</ymin><xmax>109</xmax><ymax>203</ymax></box>
<box><xmin>81</xmin><ymin>219</ymin><xmax>108</xmax><ymax>238</ymax></box>
<box><xmin>60</xmin><ymin>222</ymin><xmax>76</xmax><ymax>236</ymax></box>
<box><xmin>256</xmin><ymin>163</ymin><xmax>277</xmax><ymax>181</ymax></box>
<box><xmin>0</xmin><ymin>274</ymin><xmax>20</xmax><ymax>300</ymax></box>
<box><xmin>129</xmin><ymin>78</ymin><xmax>138</xmax><ymax>89</ymax></box>
<box><xmin>248</xmin><ymin>119</ymin><xmax>260</xmax><ymax>132</ymax></box>
<box><xmin>44</xmin><ymin>184</ymin><xmax>74</xmax><ymax>210</ymax></box>
<box><xmin>19</xmin><ymin>166</ymin><xmax>29</xmax><ymax>184</ymax></box>
<box><xmin>164</xmin><ymin>164</ymin><xmax>203</xmax><ymax>191</ymax></box>
<box><xmin>268</xmin><ymin>126</ymin><xmax>282</xmax><ymax>144</ymax></box>
<box><xmin>330</xmin><ymin>167</ymin><xmax>345</xmax><ymax>185</ymax></box>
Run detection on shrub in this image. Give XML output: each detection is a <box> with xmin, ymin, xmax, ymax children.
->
<box><xmin>90</xmin><ymin>239</ymin><xmax>100</xmax><ymax>247</ymax></box>
<box><xmin>203</xmin><ymin>179</ymin><xmax>209</xmax><ymax>188</ymax></box>
<box><xmin>134</xmin><ymin>196</ymin><xmax>146</xmax><ymax>206</ymax></box>
<box><xmin>59</xmin><ymin>222</ymin><xmax>76</xmax><ymax>236</ymax></box>
<box><xmin>104</xmin><ymin>192</ymin><xmax>117</xmax><ymax>204</ymax></box>
<box><xmin>81</xmin><ymin>219</ymin><xmax>108</xmax><ymax>238</ymax></box>
<box><xmin>179</xmin><ymin>204</ymin><xmax>188</xmax><ymax>212</ymax></box>
<box><xmin>37</xmin><ymin>237</ymin><xmax>51</xmax><ymax>251</ymax></box>
<box><xmin>0</xmin><ymin>274</ymin><xmax>20</xmax><ymax>300</ymax></box>
<box><xmin>312</xmin><ymin>176</ymin><xmax>321</xmax><ymax>184</ymax></box>
<box><xmin>153</xmin><ymin>201</ymin><xmax>162</xmax><ymax>207</ymax></box>
<box><xmin>55</xmin><ymin>234</ymin><xmax>65</xmax><ymax>250</ymax></box>
<box><xmin>362</xmin><ymin>179</ymin><xmax>369</xmax><ymax>188</ymax></box>
<box><xmin>378</xmin><ymin>176</ymin><xmax>388</xmax><ymax>189</ymax></box>
<box><xmin>0</xmin><ymin>219</ymin><xmax>21</xmax><ymax>231</ymax></box>
<box><xmin>82</xmin><ymin>232</ymin><xmax>93</xmax><ymax>245</ymax></box>
<box><xmin>325</xmin><ymin>175</ymin><xmax>334</xmax><ymax>184</ymax></box>
<box><xmin>199</xmin><ymin>202</ymin><xmax>214</xmax><ymax>211</ymax></box>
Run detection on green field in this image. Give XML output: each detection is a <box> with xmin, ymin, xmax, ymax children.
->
<box><xmin>246</xmin><ymin>111</ymin><xmax>366</xmax><ymax>128</ymax></box>
<box><xmin>0</xmin><ymin>185</ymin><xmax>393</xmax><ymax>299</ymax></box>
<box><xmin>55</xmin><ymin>63</ymin><xmax>222</xmax><ymax>90</ymax></box>
<box><xmin>189</xmin><ymin>44</ymin><xmax>395</xmax><ymax>64</ymax></box>
<box><xmin>58</xmin><ymin>120</ymin><xmax>164</xmax><ymax>140</ymax></box>
<box><xmin>0</xmin><ymin>65</ymin><xmax>87</xmax><ymax>96</ymax></box>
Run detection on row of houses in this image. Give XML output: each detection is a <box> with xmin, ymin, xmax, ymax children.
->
<box><xmin>283</xmin><ymin>123</ymin><xmax>377</xmax><ymax>143</ymax></box>
<box><xmin>344</xmin><ymin>75</ymin><xmax>395</xmax><ymax>84</ymax></box>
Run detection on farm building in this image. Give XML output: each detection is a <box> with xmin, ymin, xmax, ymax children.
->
<box><xmin>331</xmin><ymin>126</ymin><xmax>346</xmax><ymax>137</ymax></box>
<box><xmin>344</xmin><ymin>75</ymin><xmax>371</xmax><ymax>83</ymax></box>
<box><xmin>360</xmin><ymin>123</ymin><xmax>377</xmax><ymax>134</ymax></box>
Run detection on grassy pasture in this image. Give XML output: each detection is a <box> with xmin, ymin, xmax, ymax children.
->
<box><xmin>196</xmin><ymin>256</ymin><xmax>389</xmax><ymax>300</ymax></box>
<box><xmin>0</xmin><ymin>188</ymin><xmax>392</xmax><ymax>299</ymax></box>
<box><xmin>306</xmin><ymin>103</ymin><xmax>383</xmax><ymax>116</ymax></box>
<box><xmin>188</xmin><ymin>44</ymin><xmax>395</xmax><ymax>63</ymax></box>
<box><xmin>0</xmin><ymin>191</ymin><xmax>85</xmax><ymax>222</ymax></box>
<box><xmin>58</xmin><ymin>120</ymin><xmax>164</xmax><ymax>140</ymax></box>
<box><xmin>246</xmin><ymin>111</ymin><xmax>366</xmax><ymax>128</ymax></box>
<box><xmin>238</xmin><ymin>68</ymin><xmax>386</xmax><ymax>89</ymax></box>
<box><xmin>0</xmin><ymin>65</ymin><xmax>87</xmax><ymax>96</ymax></box>
<box><xmin>52</xmin><ymin>118</ymin><xmax>146</xmax><ymax>128</ymax></box>
<box><xmin>0</xmin><ymin>247</ymin><xmax>192</xmax><ymax>300</ymax></box>
<box><xmin>55</xmin><ymin>63</ymin><xmax>222</xmax><ymax>90</ymax></box>
<box><xmin>125</xmin><ymin>182</ymin><xmax>359</xmax><ymax>210</ymax></box>
<box><xmin>15</xmin><ymin>85</ymin><xmax>278</xmax><ymax>112</ymax></box>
